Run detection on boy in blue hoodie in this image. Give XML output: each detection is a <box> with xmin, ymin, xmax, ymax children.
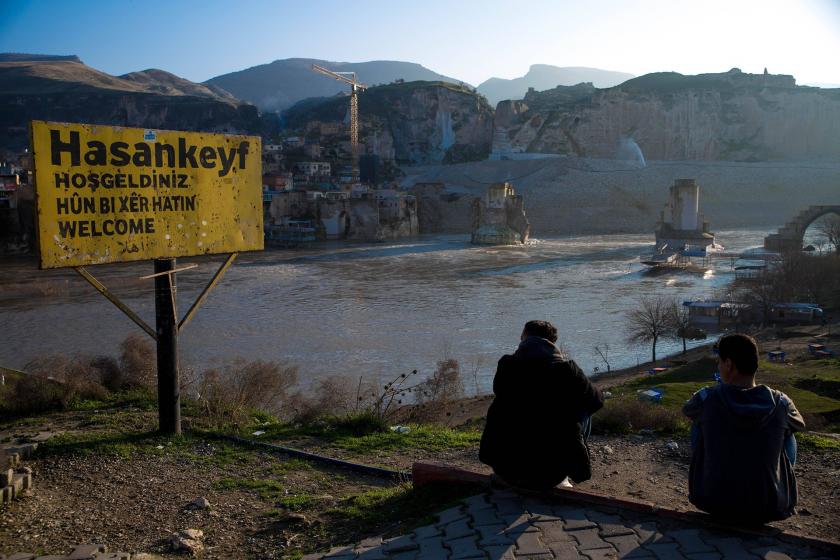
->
<box><xmin>683</xmin><ymin>334</ymin><xmax>805</xmax><ymax>523</ymax></box>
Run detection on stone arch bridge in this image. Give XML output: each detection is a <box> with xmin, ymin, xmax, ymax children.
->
<box><xmin>764</xmin><ymin>205</ymin><xmax>840</xmax><ymax>252</ymax></box>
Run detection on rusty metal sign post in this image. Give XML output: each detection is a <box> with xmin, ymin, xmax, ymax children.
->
<box><xmin>32</xmin><ymin>121</ymin><xmax>262</xmax><ymax>435</ymax></box>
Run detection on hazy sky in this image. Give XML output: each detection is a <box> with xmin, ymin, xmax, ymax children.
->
<box><xmin>2</xmin><ymin>0</ymin><xmax>839</xmax><ymax>86</ymax></box>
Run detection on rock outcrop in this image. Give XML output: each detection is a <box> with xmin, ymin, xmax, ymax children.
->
<box><xmin>494</xmin><ymin>69</ymin><xmax>840</xmax><ymax>162</ymax></box>
<box><xmin>283</xmin><ymin>81</ymin><xmax>494</xmax><ymax>165</ymax></box>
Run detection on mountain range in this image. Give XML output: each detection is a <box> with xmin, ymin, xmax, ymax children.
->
<box><xmin>477</xmin><ymin>64</ymin><xmax>635</xmax><ymax>106</ymax></box>
<box><xmin>204</xmin><ymin>58</ymin><xmax>464</xmax><ymax>113</ymax></box>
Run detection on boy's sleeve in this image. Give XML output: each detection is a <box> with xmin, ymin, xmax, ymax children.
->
<box><xmin>683</xmin><ymin>387</ymin><xmax>708</xmax><ymax>420</ymax></box>
<box><xmin>780</xmin><ymin>393</ymin><xmax>806</xmax><ymax>432</ymax></box>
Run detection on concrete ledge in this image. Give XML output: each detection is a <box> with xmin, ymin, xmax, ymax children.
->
<box><xmin>411</xmin><ymin>461</ymin><xmax>840</xmax><ymax>553</ymax></box>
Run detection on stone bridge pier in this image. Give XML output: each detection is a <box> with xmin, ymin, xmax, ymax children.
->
<box><xmin>764</xmin><ymin>205</ymin><xmax>840</xmax><ymax>252</ymax></box>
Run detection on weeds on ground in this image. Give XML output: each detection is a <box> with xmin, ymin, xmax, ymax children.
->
<box><xmin>593</xmin><ymin>397</ymin><xmax>689</xmax><ymax>435</ymax></box>
<box><xmin>242</xmin><ymin>417</ymin><xmax>481</xmax><ymax>455</ymax></box>
<box><xmin>797</xmin><ymin>432</ymin><xmax>840</xmax><ymax>450</ymax></box>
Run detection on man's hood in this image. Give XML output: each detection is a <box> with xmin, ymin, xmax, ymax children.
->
<box><xmin>718</xmin><ymin>384</ymin><xmax>781</xmax><ymax>429</ymax></box>
<box><xmin>515</xmin><ymin>336</ymin><xmax>567</xmax><ymax>363</ymax></box>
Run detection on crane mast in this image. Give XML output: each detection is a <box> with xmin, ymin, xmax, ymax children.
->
<box><xmin>311</xmin><ymin>64</ymin><xmax>367</xmax><ymax>179</ymax></box>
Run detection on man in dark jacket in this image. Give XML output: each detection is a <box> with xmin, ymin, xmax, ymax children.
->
<box><xmin>479</xmin><ymin>320</ymin><xmax>604</xmax><ymax>490</ymax></box>
<box><xmin>683</xmin><ymin>333</ymin><xmax>805</xmax><ymax>523</ymax></box>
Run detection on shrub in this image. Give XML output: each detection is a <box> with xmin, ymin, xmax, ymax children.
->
<box><xmin>196</xmin><ymin>359</ymin><xmax>298</xmax><ymax>421</ymax></box>
<box><xmin>414</xmin><ymin>359</ymin><xmax>464</xmax><ymax>424</ymax></box>
<box><xmin>118</xmin><ymin>333</ymin><xmax>156</xmax><ymax>389</ymax></box>
<box><xmin>592</xmin><ymin>397</ymin><xmax>688</xmax><ymax>435</ymax></box>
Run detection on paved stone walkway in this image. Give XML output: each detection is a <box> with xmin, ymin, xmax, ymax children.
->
<box><xmin>303</xmin><ymin>489</ymin><xmax>838</xmax><ymax>560</ymax></box>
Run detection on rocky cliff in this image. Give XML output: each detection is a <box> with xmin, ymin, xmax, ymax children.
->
<box><xmin>0</xmin><ymin>56</ymin><xmax>267</xmax><ymax>151</ymax></box>
<box><xmin>284</xmin><ymin>81</ymin><xmax>494</xmax><ymax>165</ymax></box>
<box><xmin>494</xmin><ymin>69</ymin><xmax>840</xmax><ymax>162</ymax></box>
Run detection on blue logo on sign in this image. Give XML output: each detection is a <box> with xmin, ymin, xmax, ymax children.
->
<box><xmin>143</xmin><ymin>130</ymin><xmax>157</xmax><ymax>142</ymax></box>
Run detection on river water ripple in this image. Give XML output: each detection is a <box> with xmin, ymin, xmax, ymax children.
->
<box><xmin>0</xmin><ymin>230</ymin><xmax>769</xmax><ymax>392</ymax></box>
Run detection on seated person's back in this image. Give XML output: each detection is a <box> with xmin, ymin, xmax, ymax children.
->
<box><xmin>683</xmin><ymin>334</ymin><xmax>805</xmax><ymax>523</ymax></box>
<box><xmin>480</xmin><ymin>320</ymin><xmax>604</xmax><ymax>490</ymax></box>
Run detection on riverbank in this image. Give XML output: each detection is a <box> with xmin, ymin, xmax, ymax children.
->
<box><xmin>1</xmin><ymin>324</ymin><xmax>837</xmax><ymax>558</ymax></box>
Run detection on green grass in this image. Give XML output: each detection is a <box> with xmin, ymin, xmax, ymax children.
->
<box><xmin>797</xmin><ymin>432</ymin><xmax>840</xmax><ymax>450</ymax></box>
<box><xmin>214</xmin><ymin>477</ymin><xmax>287</xmax><ymax>500</ymax></box>
<box><xmin>606</xmin><ymin>355</ymin><xmax>840</xmax><ymax>432</ymax></box>
<box><xmin>247</xmin><ymin>420</ymin><xmax>482</xmax><ymax>455</ymax></box>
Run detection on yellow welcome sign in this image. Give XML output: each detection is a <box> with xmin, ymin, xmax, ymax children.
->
<box><xmin>31</xmin><ymin>121</ymin><xmax>263</xmax><ymax>268</ymax></box>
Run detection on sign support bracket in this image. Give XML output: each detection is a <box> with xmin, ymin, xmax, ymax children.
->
<box><xmin>179</xmin><ymin>253</ymin><xmax>237</xmax><ymax>333</ymax></box>
<box><xmin>73</xmin><ymin>266</ymin><xmax>157</xmax><ymax>341</ymax></box>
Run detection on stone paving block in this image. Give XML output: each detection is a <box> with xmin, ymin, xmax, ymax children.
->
<box><xmin>443</xmin><ymin>520</ymin><xmax>476</xmax><ymax>541</ymax></box>
<box><xmin>747</xmin><ymin>548</ymin><xmax>793</xmax><ymax>560</ymax></box>
<box><xmin>703</xmin><ymin>537</ymin><xmax>758</xmax><ymax>559</ymax></box>
<box><xmin>683</xmin><ymin>554</ymin><xmax>721</xmax><ymax>560</ymax></box>
<box><xmin>513</xmin><ymin>530</ymin><xmax>550</xmax><ymax>556</ymax></box>
<box><xmin>462</xmin><ymin>494</ymin><xmax>493</xmax><ymax>511</ymax></box>
<box><xmin>299</xmin><ymin>554</ymin><xmax>324</xmax><ymax>560</ymax></box>
<box><xmin>33</xmin><ymin>556</ymin><xmax>64</xmax><ymax>560</ymax></box>
<box><xmin>587</xmin><ymin>512</ymin><xmax>636</xmax><ymax>538</ymax></box>
<box><xmin>1</xmin><ymin>485</ymin><xmax>13</xmax><ymax>503</ymax></box>
<box><xmin>358</xmin><ymin>536</ymin><xmax>384</xmax><ymax>548</ymax></box>
<box><xmin>495</xmin><ymin>498</ymin><xmax>526</xmax><ymax>516</ymax></box>
<box><xmin>90</xmin><ymin>555</ymin><xmax>129</xmax><ymax>560</ymax></box>
<box><xmin>413</xmin><ymin>524</ymin><xmax>442</xmax><ymax>540</ymax></box>
<box><xmin>417</xmin><ymin>536</ymin><xmax>448</xmax><ymax>558</ymax></box>
<box><xmin>447</xmin><ymin>536</ymin><xmax>484</xmax><ymax>559</ymax></box>
<box><xmin>550</xmin><ymin>541</ymin><xmax>584</xmax><ymax>560</ymax></box>
<box><xmin>470</xmin><ymin>507</ymin><xmax>504</xmax><ymax>527</ymax></box>
<box><xmin>582</xmin><ymin>550</ymin><xmax>620</xmax><ymax>560</ymax></box>
<box><xmin>478</xmin><ymin>524</ymin><xmax>511</xmax><ymax>546</ymax></box>
<box><xmin>356</xmin><ymin>547</ymin><xmax>388</xmax><ymax>560</ymax></box>
<box><xmin>389</xmin><ymin>552</ymin><xmax>418</xmax><ymax>560</ymax></box>
<box><xmin>605</xmin><ymin>534</ymin><xmax>653</xmax><ymax>558</ymax></box>
<box><xmin>67</xmin><ymin>544</ymin><xmax>107</xmax><ymax>559</ymax></box>
<box><xmin>384</xmin><ymin>535</ymin><xmax>419</xmax><ymax>554</ymax></box>
<box><xmin>1</xmin><ymin>469</ymin><xmax>12</xmax><ymax>487</ymax></box>
<box><xmin>437</xmin><ymin>506</ymin><xmax>468</xmax><ymax>525</ymax></box>
<box><xmin>571</xmin><ymin>528</ymin><xmax>614</xmax><ymax>551</ymax></box>
<box><xmin>539</xmin><ymin>520</ymin><xmax>575</xmax><ymax>544</ymax></box>
<box><xmin>501</xmin><ymin>512</ymin><xmax>539</xmax><ymax>530</ymax></box>
<box><xmin>484</xmin><ymin>544</ymin><xmax>516</xmax><ymax>560</ymax></box>
<box><xmin>643</xmin><ymin>543</ymin><xmax>687</xmax><ymax>560</ymax></box>
<box><xmin>489</xmin><ymin>489</ymin><xmax>520</xmax><ymax>501</ymax></box>
<box><xmin>631</xmin><ymin>523</ymin><xmax>671</xmax><ymax>544</ymax></box>
<box><xmin>664</xmin><ymin>530</ymin><xmax>716</xmax><ymax>555</ymax></box>
<box><xmin>3</xmin><ymin>555</ymin><xmax>36</xmax><ymax>560</ymax></box>
<box><xmin>324</xmin><ymin>546</ymin><xmax>356</xmax><ymax>559</ymax></box>
<box><xmin>556</xmin><ymin>507</ymin><xmax>597</xmax><ymax>531</ymax></box>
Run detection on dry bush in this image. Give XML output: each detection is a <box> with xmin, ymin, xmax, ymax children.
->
<box><xmin>290</xmin><ymin>375</ymin><xmax>358</xmax><ymax>424</ymax></box>
<box><xmin>592</xmin><ymin>397</ymin><xmax>687</xmax><ymax>435</ymax></box>
<box><xmin>414</xmin><ymin>359</ymin><xmax>464</xmax><ymax>424</ymax></box>
<box><xmin>118</xmin><ymin>333</ymin><xmax>156</xmax><ymax>389</ymax></box>
<box><xmin>196</xmin><ymin>359</ymin><xmax>298</xmax><ymax>421</ymax></box>
<box><xmin>2</xmin><ymin>375</ymin><xmax>65</xmax><ymax>414</ymax></box>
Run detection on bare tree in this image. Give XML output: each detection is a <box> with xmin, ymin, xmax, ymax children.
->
<box><xmin>594</xmin><ymin>343</ymin><xmax>612</xmax><ymax>373</ymax></box>
<box><xmin>817</xmin><ymin>215</ymin><xmax>840</xmax><ymax>254</ymax></box>
<box><xmin>625</xmin><ymin>296</ymin><xmax>671</xmax><ymax>363</ymax></box>
<box><xmin>667</xmin><ymin>299</ymin><xmax>694</xmax><ymax>354</ymax></box>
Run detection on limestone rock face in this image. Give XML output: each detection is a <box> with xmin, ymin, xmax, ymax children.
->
<box><xmin>284</xmin><ymin>81</ymin><xmax>494</xmax><ymax>165</ymax></box>
<box><xmin>494</xmin><ymin>70</ymin><xmax>840</xmax><ymax>162</ymax></box>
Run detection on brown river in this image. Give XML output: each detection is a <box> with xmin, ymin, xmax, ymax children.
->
<box><xmin>0</xmin><ymin>230</ymin><xmax>770</xmax><ymax>392</ymax></box>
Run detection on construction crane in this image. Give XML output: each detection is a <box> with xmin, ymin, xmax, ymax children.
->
<box><xmin>311</xmin><ymin>64</ymin><xmax>367</xmax><ymax>177</ymax></box>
